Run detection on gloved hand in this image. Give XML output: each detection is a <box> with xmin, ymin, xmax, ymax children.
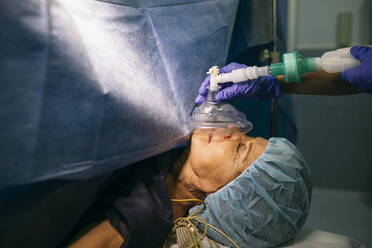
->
<box><xmin>341</xmin><ymin>46</ymin><xmax>372</xmax><ymax>93</ymax></box>
<box><xmin>195</xmin><ymin>62</ymin><xmax>282</xmax><ymax>104</ymax></box>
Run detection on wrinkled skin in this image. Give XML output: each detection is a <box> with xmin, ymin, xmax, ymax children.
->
<box><xmin>168</xmin><ymin>127</ymin><xmax>268</xmax><ymax>219</ymax></box>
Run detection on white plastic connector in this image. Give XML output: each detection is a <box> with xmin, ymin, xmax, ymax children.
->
<box><xmin>209</xmin><ymin>66</ymin><xmax>269</xmax><ymax>86</ymax></box>
<box><xmin>207</xmin><ymin>66</ymin><xmax>221</xmax><ymax>91</ymax></box>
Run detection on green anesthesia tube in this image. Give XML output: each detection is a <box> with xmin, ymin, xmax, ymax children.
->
<box><xmin>270</xmin><ymin>51</ymin><xmax>320</xmax><ymax>83</ymax></box>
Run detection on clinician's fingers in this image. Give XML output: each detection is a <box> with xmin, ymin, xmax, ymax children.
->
<box><xmin>215</xmin><ymin>84</ymin><xmax>240</xmax><ymax>101</ymax></box>
<box><xmin>198</xmin><ymin>75</ymin><xmax>210</xmax><ymax>96</ymax></box>
<box><xmin>350</xmin><ymin>46</ymin><xmax>369</xmax><ymax>61</ymax></box>
<box><xmin>195</xmin><ymin>94</ymin><xmax>207</xmax><ymax>104</ymax></box>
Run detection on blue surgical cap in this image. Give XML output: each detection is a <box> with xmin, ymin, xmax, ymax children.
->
<box><xmin>189</xmin><ymin>137</ymin><xmax>312</xmax><ymax>248</ymax></box>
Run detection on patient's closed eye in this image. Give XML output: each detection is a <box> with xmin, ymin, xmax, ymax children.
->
<box><xmin>236</xmin><ymin>143</ymin><xmax>241</xmax><ymax>153</ymax></box>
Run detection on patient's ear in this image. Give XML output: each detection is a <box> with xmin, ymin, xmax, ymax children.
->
<box><xmin>236</xmin><ymin>137</ymin><xmax>268</xmax><ymax>173</ymax></box>
<box><xmin>249</xmin><ymin>137</ymin><xmax>269</xmax><ymax>159</ymax></box>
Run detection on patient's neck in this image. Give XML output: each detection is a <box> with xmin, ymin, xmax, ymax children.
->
<box><xmin>166</xmin><ymin>154</ymin><xmax>206</xmax><ymax>220</ymax></box>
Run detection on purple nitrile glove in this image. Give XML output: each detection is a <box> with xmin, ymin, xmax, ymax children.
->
<box><xmin>341</xmin><ymin>46</ymin><xmax>372</xmax><ymax>93</ymax></box>
<box><xmin>195</xmin><ymin>62</ymin><xmax>282</xmax><ymax>104</ymax></box>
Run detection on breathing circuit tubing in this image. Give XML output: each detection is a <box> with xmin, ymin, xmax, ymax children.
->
<box><xmin>208</xmin><ymin>47</ymin><xmax>361</xmax><ymax>90</ymax></box>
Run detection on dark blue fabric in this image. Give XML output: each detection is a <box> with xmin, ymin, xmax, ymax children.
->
<box><xmin>0</xmin><ymin>0</ymin><xmax>296</xmax><ymax>188</ymax></box>
<box><xmin>106</xmin><ymin>156</ymin><xmax>173</xmax><ymax>248</ymax></box>
<box><xmin>0</xmin><ymin>176</ymin><xmax>109</xmax><ymax>248</ymax></box>
<box><xmin>0</xmin><ymin>0</ymin><xmax>239</xmax><ymax>187</ymax></box>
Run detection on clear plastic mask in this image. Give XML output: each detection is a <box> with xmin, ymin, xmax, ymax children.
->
<box><xmin>189</xmin><ymin>94</ymin><xmax>253</xmax><ymax>133</ymax></box>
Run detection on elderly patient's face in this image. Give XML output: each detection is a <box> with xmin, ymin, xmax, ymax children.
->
<box><xmin>182</xmin><ymin>127</ymin><xmax>268</xmax><ymax>195</ymax></box>
<box><xmin>169</xmin><ymin>126</ymin><xmax>268</xmax><ymax>218</ymax></box>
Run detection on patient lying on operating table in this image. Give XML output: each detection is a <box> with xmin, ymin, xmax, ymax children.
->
<box><xmin>69</xmin><ymin>127</ymin><xmax>311</xmax><ymax>248</ymax></box>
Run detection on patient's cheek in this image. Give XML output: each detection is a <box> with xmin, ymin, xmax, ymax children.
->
<box><xmin>189</xmin><ymin>135</ymin><xmax>237</xmax><ymax>175</ymax></box>
<box><xmin>185</xmin><ymin>134</ymin><xmax>244</xmax><ymax>194</ymax></box>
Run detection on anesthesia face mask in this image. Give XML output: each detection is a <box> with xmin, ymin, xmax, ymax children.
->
<box><xmin>188</xmin><ymin>88</ymin><xmax>253</xmax><ymax>134</ymax></box>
